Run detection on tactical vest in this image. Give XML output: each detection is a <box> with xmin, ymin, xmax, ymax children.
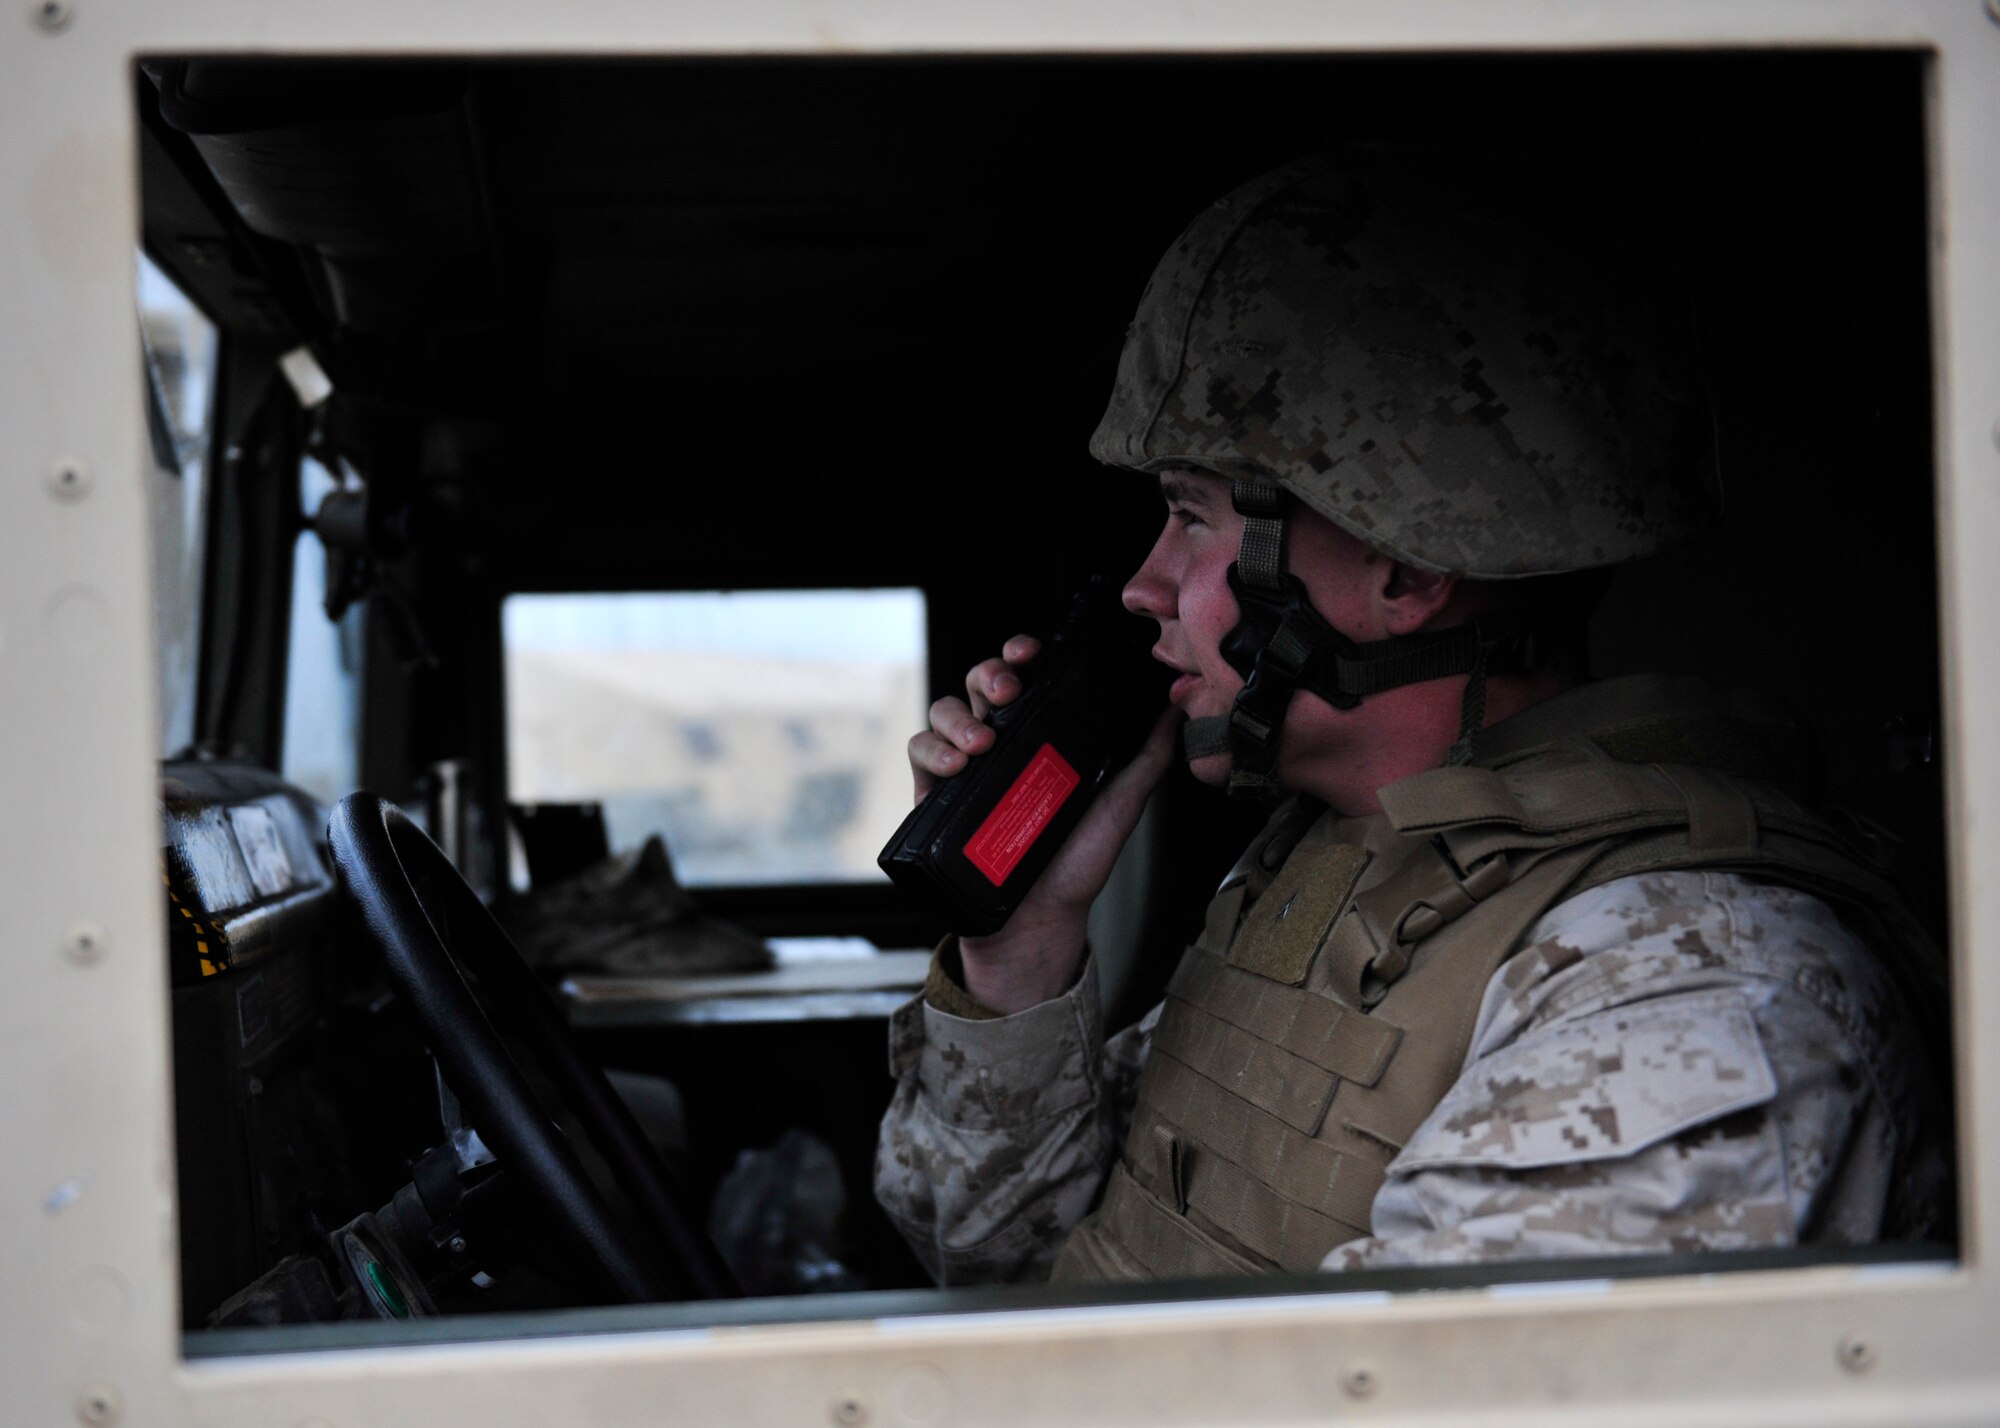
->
<box><xmin>1050</xmin><ymin>678</ymin><xmax>1935</xmax><ymax>1282</ymax></box>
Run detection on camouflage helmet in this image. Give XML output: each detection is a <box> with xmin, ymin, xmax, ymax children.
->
<box><xmin>1090</xmin><ymin>149</ymin><xmax>1719</xmax><ymax>578</ymax></box>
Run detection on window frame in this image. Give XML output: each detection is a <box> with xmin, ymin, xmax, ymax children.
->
<box><xmin>3</xmin><ymin>6</ymin><xmax>1995</xmax><ymax>1426</ymax></box>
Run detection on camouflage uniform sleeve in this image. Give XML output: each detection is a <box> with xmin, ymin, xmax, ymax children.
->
<box><xmin>874</xmin><ymin>944</ymin><xmax>1157</xmax><ymax>1285</ymax></box>
<box><xmin>1325</xmin><ymin>869</ymin><xmax>1946</xmax><ymax>1270</ymax></box>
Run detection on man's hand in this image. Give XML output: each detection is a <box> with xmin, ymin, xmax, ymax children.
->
<box><xmin>907</xmin><ymin>635</ymin><xmax>1184</xmax><ymax>1014</ymax></box>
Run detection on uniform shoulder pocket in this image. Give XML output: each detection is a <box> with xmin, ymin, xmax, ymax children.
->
<box><xmin>1392</xmin><ymin>988</ymin><xmax>1778</xmax><ymax>1174</ymax></box>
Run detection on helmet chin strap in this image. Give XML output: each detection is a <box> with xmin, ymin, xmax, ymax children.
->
<box><xmin>1190</xmin><ymin>478</ymin><xmax>1537</xmax><ymax>798</ymax></box>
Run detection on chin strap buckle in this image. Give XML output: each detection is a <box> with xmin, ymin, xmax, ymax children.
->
<box><xmin>1218</xmin><ymin>478</ymin><xmax>1326</xmax><ymax>798</ymax></box>
<box><xmin>1221</xmin><ymin>562</ymin><xmax>1353</xmax><ymax>796</ymax></box>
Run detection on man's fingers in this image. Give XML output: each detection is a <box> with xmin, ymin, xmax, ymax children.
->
<box><xmin>908</xmin><ymin>729</ymin><xmax>969</xmax><ymax>802</ymax></box>
<box><xmin>966</xmin><ymin>652</ymin><xmax>1027</xmax><ymax>720</ymax></box>
<box><xmin>929</xmin><ymin>694</ymin><xmax>996</xmax><ymax>753</ymax></box>
<box><xmin>917</xmin><ymin>697</ymin><xmax>993</xmax><ymax>802</ymax></box>
<box><xmin>911</xmin><ymin>635</ymin><xmax>1047</xmax><ymax>802</ymax></box>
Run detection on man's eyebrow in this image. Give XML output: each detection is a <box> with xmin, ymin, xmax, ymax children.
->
<box><xmin>1157</xmin><ymin>473</ymin><xmax>1216</xmax><ymax>507</ymax></box>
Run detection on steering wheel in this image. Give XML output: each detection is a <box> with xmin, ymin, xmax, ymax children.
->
<box><xmin>328</xmin><ymin>793</ymin><xmax>736</xmax><ymax>1302</ymax></box>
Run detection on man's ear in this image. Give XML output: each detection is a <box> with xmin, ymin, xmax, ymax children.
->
<box><xmin>1379</xmin><ymin>562</ymin><xmax>1458</xmax><ymax>635</ymax></box>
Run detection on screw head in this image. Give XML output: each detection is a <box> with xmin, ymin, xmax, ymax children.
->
<box><xmin>1342</xmin><ymin>1363</ymin><xmax>1379</xmax><ymax>1399</ymax></box>
<box><xmin>62</xmin><ymin>921</ymin><xmax>107</xmax><ymax>966</ymax></box>
<box><xmin>1837</xmin><ymin>1334</ymin><xmax>1877</xmax><ymax>1373</ymax></box>
<box><xmin>448</xmin><ymin>1235</ymin><xmax>468</xmax><ymax>1255</ymax></box>
<box><xmin>75</xmin><ymin>1383</ymin><xmax>121</xmax><ymax>1426</ymax></box>
<box><xmin>47</xmin><ymin>456</ymin><xmax>91</xmax><ymax>501</ymax></box>
<box><xmin>831</xmin><ymin>1398</ymin><xmax>867</xmax><ymax>1426</ymax></box>
<box><xmin>32</xmin><ymin>0</ymin><xmax>71</xmax><ymax>31</ymax></box>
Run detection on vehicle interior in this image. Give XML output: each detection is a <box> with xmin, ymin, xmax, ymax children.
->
<box><xmin>135</xmin><ymin>49</ymin><xmax>1954</xmax><ymax>1342</ymax></box>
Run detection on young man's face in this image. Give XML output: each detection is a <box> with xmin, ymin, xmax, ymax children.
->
<box><xmin>1120</xmin><ymin>471</ymin><xmax>1251</xmax><ymax>785</ymax></box>
<box><xmin>1121</xmin><ymin>469</ymin><xmax>1395</xmax><ymax>789</ymax></box>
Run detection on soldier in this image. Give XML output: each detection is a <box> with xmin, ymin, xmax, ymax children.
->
<box><xmin>875</xmin><ymin>151</ymin><xmax>1950</xmax><ymax>1284</ymax></box>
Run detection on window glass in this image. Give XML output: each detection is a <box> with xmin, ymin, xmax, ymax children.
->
<box><xmin>280</xmin><ymin>456</ymin><xmax>364</xmax><ymax>803</ymax></box>
<box><xmin>137</xmin><ymin>249</ymin><xmax>218</xmax><ymax>758</ymax></box>
<box><xmin>503</xmin><ymin>589</ymin><xmax>927</xmax><ymax>885</ymax></box>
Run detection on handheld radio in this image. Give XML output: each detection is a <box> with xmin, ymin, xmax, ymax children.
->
<box><xmin>877</xmin><ymin>578</ymin><xmax>1170</xmax><ymax>935</ymax></box>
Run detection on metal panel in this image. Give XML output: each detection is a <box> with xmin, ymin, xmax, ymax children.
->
<box><xmin>0</xmin><ymin>2</ymin><xmax>1994</xmax><ymax>1426</ymax></box>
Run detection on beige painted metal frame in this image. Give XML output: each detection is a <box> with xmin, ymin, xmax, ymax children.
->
<box><xmin>2</xmin><ymin>2</ymin><xmax>1995</xmax><ymax>1424</ymax></box>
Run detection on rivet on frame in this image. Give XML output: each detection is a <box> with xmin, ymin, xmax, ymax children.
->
<box><xmin>74</xmin><ymin>1384</ymin><xmax>121</xmax><ymax>1427</ymax></box>
<box><xmin>62</xmin><ymin>921</ymin><xmax>109</xmax><ymax>966</ymax></box>
<box><xmin>48</xmin><ymin>456</ymin><xmax>92</xmax><ymax>501</ymax></box>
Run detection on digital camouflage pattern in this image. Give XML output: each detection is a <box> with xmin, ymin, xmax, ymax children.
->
<box><xmin>1089</xmin><ymin>151</ymin><xmax>1718</xmax><ymax>578</ymax></box>
<box><xmin>877</xmin><ymin>971</ymin><xmax>1154</xmax><ymax>1285</ymax></box>
<box><xmin>875</xmin><ymin>870</ymin><xmax>1948</xmax><ymax>1283</ymax></box>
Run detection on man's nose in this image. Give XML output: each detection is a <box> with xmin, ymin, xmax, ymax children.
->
<box><xmin>1122</xmin><ymin>537</ymin><xmax>1174</xmax><ymax>621</ymax></box>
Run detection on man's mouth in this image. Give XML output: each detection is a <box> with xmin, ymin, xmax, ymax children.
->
<box><xmin>1152</xmin><ymin>648</ymin><xmax>1197</xmax><ymax>705</ymax></box>
<box><xmin>1166</xmin><ymin>670</ymin><xmax>1199</xmax><ymax>705</ymax></box>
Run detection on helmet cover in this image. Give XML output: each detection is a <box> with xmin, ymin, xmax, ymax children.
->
<box><xmin>1090</xmin><ymin>149</ymin><xmax>1719</xmax><ymax>578</ymax></box>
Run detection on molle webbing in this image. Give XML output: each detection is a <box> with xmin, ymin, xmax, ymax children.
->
<box><xmin>1067</xmin><ymin>1165</ymin><xmax>1258</xmax><ymax>1280</ymax></box>
<box><xmin>1125</xmin><ymin>850</ymin><xmax>1596</xmax><ymax>1276</ymax></box>
<box><xmin>1059</xmin><ymin>822</ymin><xmax>1603</xmax><ymax>1280</ymax></box>
<box><xmin>1166</xmin><ymin>948</ymin><xmax>1403</xmax><ymax>1088</ymax></box>
<box><xmin>1151</xmin><ymin>1002</ymin><xmax>1344</xmax><ymax>1137</ymax></box>
<box><xmin>1128</xmin><ymin>1053</ymin><xmax>1382</xmax><ymax>1262</ymax></box>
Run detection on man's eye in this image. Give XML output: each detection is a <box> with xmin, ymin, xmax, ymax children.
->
<box><xmin>1170</xmin><ymin>506</ymin><xmax>1204</xmax><ymax>529</ymax></box>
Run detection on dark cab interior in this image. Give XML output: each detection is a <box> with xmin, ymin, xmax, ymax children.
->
<box><xmin>136</xmin><ymin>50</ymin><xmax>1949</xmax><ymax>1334</ymax></box>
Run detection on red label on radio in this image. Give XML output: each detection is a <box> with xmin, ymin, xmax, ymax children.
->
<box><xmin>962</xmin><ymin>743</ymin><xmax>1082</xmax><ymax>886</ymax></box>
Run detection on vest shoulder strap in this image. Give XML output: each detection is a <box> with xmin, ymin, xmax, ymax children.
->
<box><xmin>1381</xmin><ymin>746</ymin><xmax>1864</xmax><ymax>870</ymax></box>
<box><xmin>1373</xmin><ymin>744</ymin><xmax>1943</xmax><ymax>1002</ymax></box>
